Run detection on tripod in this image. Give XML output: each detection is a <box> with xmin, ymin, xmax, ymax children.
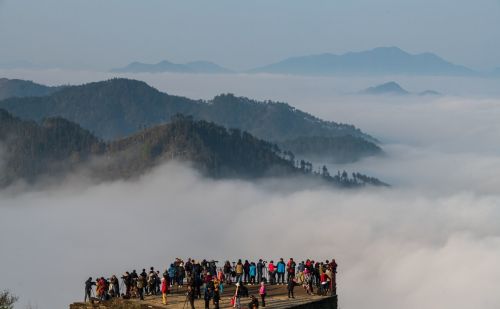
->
<box><xmin>182</xmin><ymin>293</ymin><xmax>192</xmax><ymax>309</ymax></box>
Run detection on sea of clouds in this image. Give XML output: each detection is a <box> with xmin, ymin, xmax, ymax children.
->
<box><xmin>1</xmin><ymin>71</ymin><xmax>500</xmax><ymax>309</ymax></box>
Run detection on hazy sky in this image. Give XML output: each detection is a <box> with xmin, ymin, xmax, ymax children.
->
<box><xmin>0</xmin><ymin>0</ymin><xmax>499</xmax><ymax>71</ymax></box>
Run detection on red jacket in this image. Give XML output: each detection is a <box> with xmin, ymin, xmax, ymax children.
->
<box><xmin>161</xmin><ymin>279</ymin><xmax>168</xmax><ymax>293</ymax></box>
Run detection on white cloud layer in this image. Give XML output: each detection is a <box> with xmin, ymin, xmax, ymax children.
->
<box><xmin>1</xmin><ymin>71</ymin><xmax>500</xmax><ymax>309</ymax></box>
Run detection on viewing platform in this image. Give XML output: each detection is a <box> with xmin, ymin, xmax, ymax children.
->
<box><xmin>70</xmin><ymin>285</ymin><xmax>338</xmax><ymax>309</ymax></box>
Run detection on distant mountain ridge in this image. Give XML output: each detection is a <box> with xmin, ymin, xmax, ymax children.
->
<box><xmin>0</xmin><ymin>78</ymin><xmax>65</xmax><ymax>100</ymax></box>
<box><xmin>250</xmin><ymin>47</ymin><xmax>475</xmax><ymax>76</ymax></box>
<box><xmin>0</xmin><ymin>109</ymin><xmax>387</xmax><ymax>188</ymax></box>
<box><xmin>111</xmin><ymin>60</ymin><xmax>231</xmax><ymax>74</ymax></box>
<box><xmin>4</xmin><ymin>47</ymin><xmax>500</xmax><ymax>77</ymax></box>
<box><xmin>360</xmin><ymin>81</ymin><xmax>440</xmax><ymax>96</ymax></box>
<box><xmin>0</xmin><ymin>78</ymin><xmax>381</xmax><ymax>163</ymax></box>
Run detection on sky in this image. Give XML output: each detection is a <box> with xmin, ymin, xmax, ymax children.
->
<box><xmin>0</xmin><ymin>0</ymin><xmax>499</xmax><ymax>71</ymax></box>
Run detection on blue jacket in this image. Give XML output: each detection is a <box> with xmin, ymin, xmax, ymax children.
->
<box><xmin>277</xmin><ymin>262</ymin><xmax>286</xmax><ymax>273</ymax></box>
<box><xmin>249</xmin><ymin>265</ymin><xmax>256</xmax><ymax>276</ymax></box>
<box><xmin>168</xmin><ymin>266</ymin><xmax>176</xmax><ymax>278</ymax></box>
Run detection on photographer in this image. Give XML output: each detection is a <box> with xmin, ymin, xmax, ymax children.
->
<box><xmin>84</xmin><ymin>277</ymin><xmax>95</xmax><ymax>303</ymax></box>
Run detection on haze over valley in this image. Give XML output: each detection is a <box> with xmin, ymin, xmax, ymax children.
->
<box><xmin>1</xmin><ymin>1</ymin><xmax>500</xmax><ymax>309</ymax></box>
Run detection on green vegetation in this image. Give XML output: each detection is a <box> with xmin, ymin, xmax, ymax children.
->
<box><xmin>0</xmin><ymin>78</ymin><xmax>64</xmax><ymax>100</ymax></box>
<box><xmin>0</xmin><ymin>109</ymin><xmax>387</xmax><ymax>188</ymax></box>
<box><xmin>0</xmin><ymin>109</ymin><xmax>104</xmax><ymax>187</ymax></box>
<box><xmin>0</xmin><ymin>78</ymin><xmax>379</xmax><ymax>162</ymax></box>
<box><xmin>0</xmin><ymin>290</ymin><xmax>18</xmax><ymax>309</ymax></box>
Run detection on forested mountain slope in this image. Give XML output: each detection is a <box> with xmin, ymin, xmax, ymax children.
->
<box><xmin>0</xmin><ymin>78</ymin><xmax>381</xmax><ymax>162</ymax></box>
<box><xmin>0</xmin><ymin>110</ymin><xmax>387</xmax><ymax>188</ymax></box>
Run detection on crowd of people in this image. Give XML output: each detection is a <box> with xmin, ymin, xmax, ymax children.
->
<box><xmin>84</xmin><ymin>257</ymin><xmax>338</xmax><ymax>309</ymax></box>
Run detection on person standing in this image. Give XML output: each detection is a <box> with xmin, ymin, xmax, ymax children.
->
<box><xmin>297</xmin><ymin>261</ymin><xmax>305</xmax><ymax>273</ymax></box>
<box><xmin>168</xmin><ymin>264</ymin><xmax>176</xmax><ymax>287</ymax></box>
<box><xmin>213</xmin><ymin>279</ymin><xmax>221</xmax><ymax>309</ymax></box>
<box><xmin>329</xmin><ymin>259</ymin><xmax>338</xmax><ymax>296</ymax></box>
<box><xmin>303</xmin><ymin>269</ymin><xmax>313</xmax><ymax>295</ymax></box>
<box><xmin>277</xmin><ymin>258</ymin><xmax>286</xmax><ymax>285</ymax></box>
<box><xmin>287</xmin><ymin>277</ymin><xmax>296</xmax><ymax>298</ymax></box>
<box><xmin>243</xmin><ymin>260</ymin><xmax>250</xmax><ymax>283</ymax></box>
<box><xmin>161</xmin><ymin>277</ymin><xmax>168</xmax><ymax>305</ymax></box>
<box><xmin>256</xmin><ymin>260</ymin><xmax>264</xmax><ymax>284</ymax></box>
<box><xmin>96</xmin><ymin>277</ymin><xmax>106</xmax><ymax>300</ymax></box>
<box><xmin>176</xmin><ymin>261</ymin><xmax>185</xmax><ymax>287</ymax></box>
<box><xmin>84</xmin><ymin>277</ymin><xmax>95</xmax><ymax>302</ymax></box>
<box><xmin>137</xmin><ymin>274</ymin><xmax>145</xmax><ymax>300</ymax></box>
<box><xmin>235</xmin><ymin>260</ymin><xmax>244</xmax><ymax>283</ymax></box>
<box><xmin>259</xmin><ymin>281</ymin><xmax>266</xmax><ymax>307</ymax></box>
<box><xmin>233</xmin><ymin>282</ymin><xmax>242</xmax><ymax>309</ymax></box>
<box><xmin>204</xmin><ymin>278</ymin><xmax>214</xmax><ymax>309</ymax></box>
<box><xmin>223</xmin><ymin>261</ymin><xmax>232</xmax><ymax>284</ymax></box>
<box><xmin>122</xmin><ymin>272</ymin><xmax>132</xmax><ymax>297</ymax></box>
<box><xmin>187</xmin><ymin>285</ymin><xmax>196</xmax><ymax>309</ymax></box>
<box><xmin>268</xmin><ymin>261</ymin><xmax>276</xmax><ymax>285</ymax></box>
<box><xmin>320</xmin><ymin>271</ymin><xmax>329</xmax><ymax>295</ymax></box>
<box><xmin>110</xmin><ymin>275</ymin><xmax>120</xmax><ymax>297</ymax></box>
<box><xmin>286</xmin><ymin>258</ymin><xmax>296</xmax><ymax>283</ymax></box>
<box><xmin>249</xmin><ymin>262</ymin><xmax>256</xmax><ymax>285</ymax></box>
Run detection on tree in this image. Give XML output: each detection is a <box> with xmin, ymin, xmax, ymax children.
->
<box><xmin>0</xmin><ymin>290</ymin><xmax>18</xmax><ymax>309</ymax></box>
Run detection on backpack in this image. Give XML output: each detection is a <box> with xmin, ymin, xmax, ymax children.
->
<box><xmin>137</xmin><ymin>278</ymin><xmax>144</xmax><ymax>289</ymax></box>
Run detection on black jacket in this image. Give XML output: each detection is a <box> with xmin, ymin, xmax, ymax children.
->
<box><xmin>85</xmin><ymin>279</ymin><xmax>95</xmax><ymax>291</ymax></box>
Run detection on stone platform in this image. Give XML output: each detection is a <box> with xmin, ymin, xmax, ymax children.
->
<box><xmin>70</xmin><ymin>284</ymin><xmax>337</xmax><ymax>309</ymax></box>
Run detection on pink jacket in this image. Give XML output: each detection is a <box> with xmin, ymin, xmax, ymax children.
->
<box><xmin>259</xmin><ymin>285</ymin><xmax>266</xmax><ymax>295</ymax></box>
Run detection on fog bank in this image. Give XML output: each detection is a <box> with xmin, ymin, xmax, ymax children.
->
<box><xmin>2</xmin><ymin>163</ymin><xmax>500</xmax><ymax>309</ymax></box>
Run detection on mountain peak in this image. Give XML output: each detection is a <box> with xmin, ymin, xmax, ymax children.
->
<box><xmin>111</xmin><ymin>59</ymin><xmax>230</xmax><ymax>74</ymax></box>
<box><xmin>369</xmin><ymin>46</ymin><xmax>407</xmax><ymax>54</ymax></box>
<box><xmin>362</xmin><ymin>81</ymin><xmax>410</xmax><ymax>95</ymax></box>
